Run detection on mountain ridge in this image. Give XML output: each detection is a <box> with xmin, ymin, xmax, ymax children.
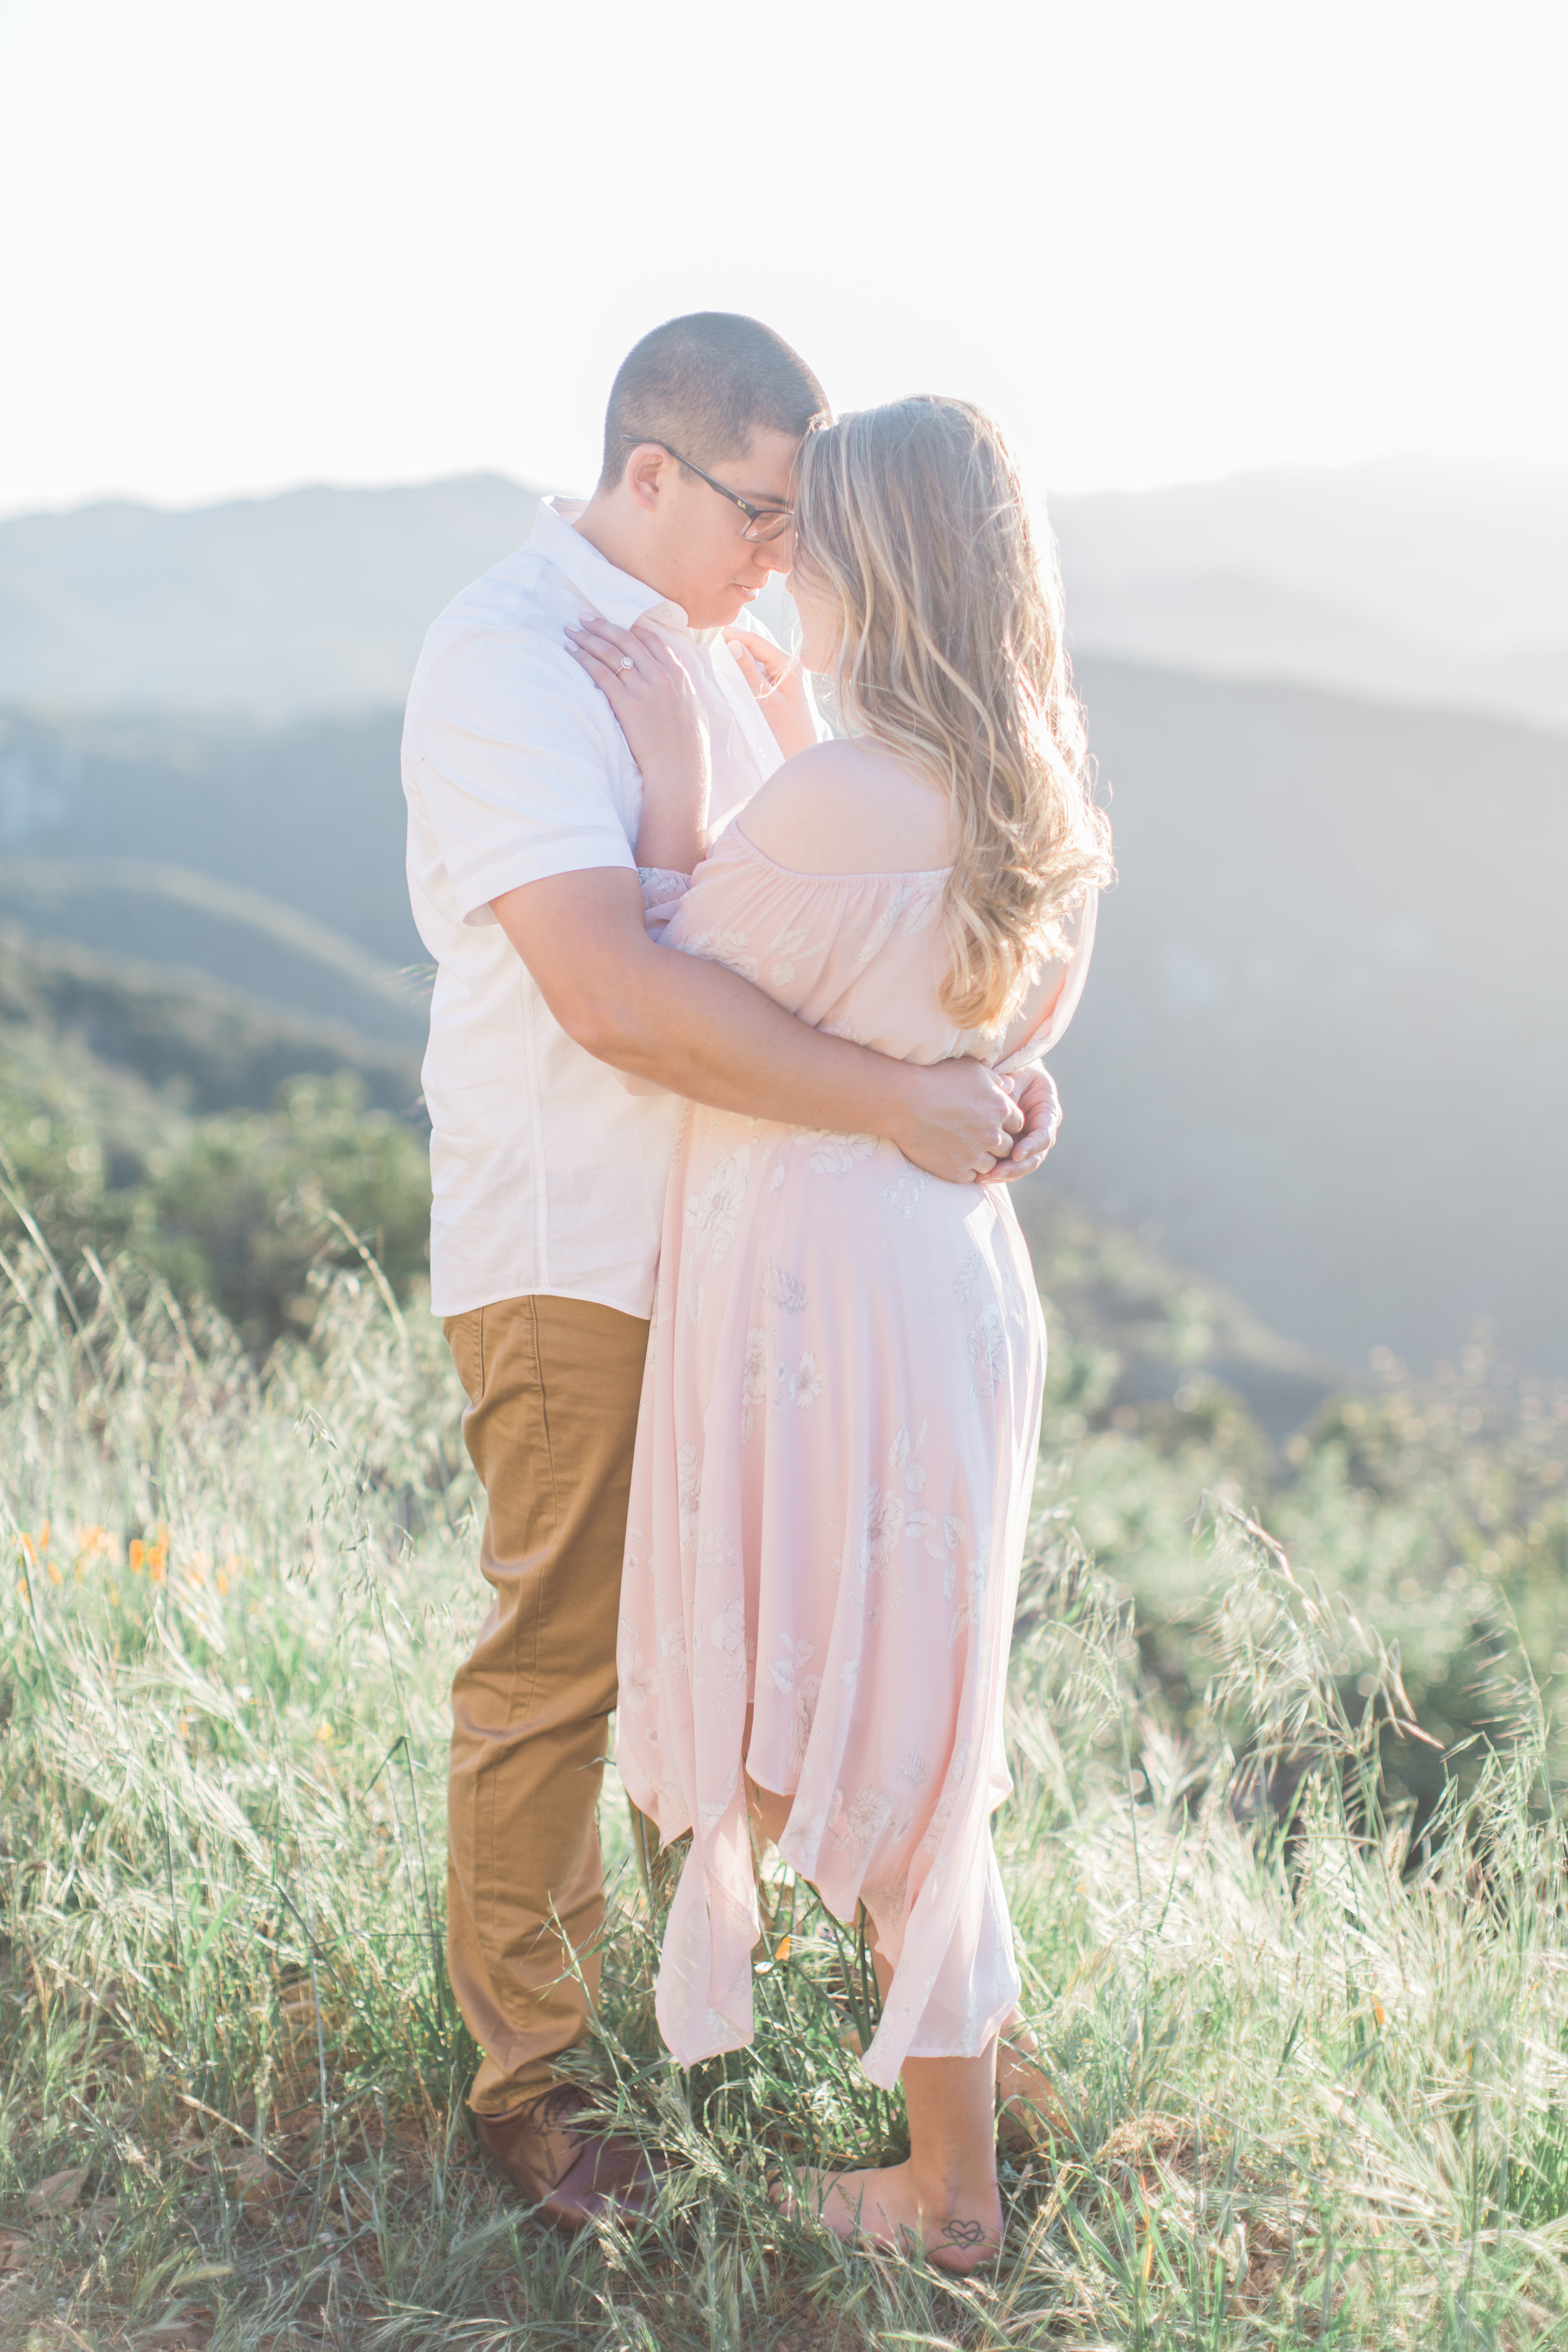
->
<box><xmin>0</xmin><ymin>662</ymin><xmax>1562</xmax><ymax>1379</ymax></box>
<box><xmin>4</xmin><ymin>459</ymin><xmax>1565</xmax><ymax>729</ymax></box>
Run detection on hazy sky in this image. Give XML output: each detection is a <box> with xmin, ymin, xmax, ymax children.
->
<box><xmin>2</xmin><ymin>0</ymin><xmax>1564</xmax><ymax>517</ymax></box>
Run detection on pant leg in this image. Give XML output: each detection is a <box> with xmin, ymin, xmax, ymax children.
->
<box><xmin>443</xmin><ymin>1291</ymin><xmax>649</xmax><ymax>2117</ymax></box>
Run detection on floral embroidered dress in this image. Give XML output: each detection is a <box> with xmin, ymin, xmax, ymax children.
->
<box><xmin>615</xmin><ymin>825</ymin><xmax>1095</xmax><ymax>2090</ymax></box>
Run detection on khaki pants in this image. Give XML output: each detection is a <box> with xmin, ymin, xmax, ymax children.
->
<box><xmin>443</xmin><ymin>1292</ymin><xmax>650</xmax><ymax>2117</ymax></box>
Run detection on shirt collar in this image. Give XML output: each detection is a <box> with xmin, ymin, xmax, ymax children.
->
<box><xmin>532</xmin><ymin>496</ymin><xmax>691</xmax><ymax>633</ymax></box>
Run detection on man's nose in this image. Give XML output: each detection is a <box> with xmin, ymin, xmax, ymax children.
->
<box><xmin>756</xmin><ymin>528</ymin><xmax>794</xmax><ymax>577</ymax></box>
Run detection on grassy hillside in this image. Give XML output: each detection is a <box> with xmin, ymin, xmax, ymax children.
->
<box><xmin>0</xmin><ymin>968</ymin><xmax>1564</xmax><ymax>2343</ymax></box>
<box><xmin>1</xmin><ymin>1189</ymin><xmax>1565</xmax><ymax>2343</ymax></box>
<box><xmin>0</xmin><ymin>921</ymin><xmax>420</xmax><ymax>1119</ymax></box>
<box><xmin>4</xmin><ymin>961</ymin><xmax>1564</xmax><ymax>1793</ymax></box>
<box><xmin>0</xmin><ymin>928</ymin><xmax>426</xmax><ymax>1349</ymax></box>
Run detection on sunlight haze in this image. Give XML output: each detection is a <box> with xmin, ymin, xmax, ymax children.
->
<box><xmin>2</xmin><ymin>0</ymin><xmax>1565</xmax><ymax>516</ymax></box>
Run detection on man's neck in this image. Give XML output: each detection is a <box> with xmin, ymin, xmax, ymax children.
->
<box><xmin>571</xmin><ymin>494</ymin><xmax>664</xmax><ymax>599</ymax></box>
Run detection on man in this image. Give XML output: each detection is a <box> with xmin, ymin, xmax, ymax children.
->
<box><xmin>401</xmin><ymin>313</ymin><xmax>1059</xmax><ymax>2232</ymax></box>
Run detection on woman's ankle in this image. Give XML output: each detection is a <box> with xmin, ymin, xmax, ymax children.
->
<box><xmin>906</xmin><ymin>2148</ymin><xmax>999</xmax><ymax>2212</ymax></box>
<box><xmin>900</xmin><ymin>2046</ymin><xmax>1002</xmax><ymax>2215</ymax></box>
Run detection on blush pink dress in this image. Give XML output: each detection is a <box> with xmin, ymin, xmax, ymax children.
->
<box><xmin>615</xmin><ymin>825</ymin><xmax>1096</xmax><ymax>2090</ymax></box>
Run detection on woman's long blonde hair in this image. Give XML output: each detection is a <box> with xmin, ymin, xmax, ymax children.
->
<box><xmin>793</xmin><ymin>396</ymin><xmax>1112</xmax><ymax>1032</ymax></box>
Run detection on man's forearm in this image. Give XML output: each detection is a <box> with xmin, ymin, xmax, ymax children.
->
<box><xmin>489</xmin><ymin>872</ymin><xmax>1020</xmax><ymax>1180</ymax></box>
<box><xmin>575</xmin><ymin>928</ymin><xmax>910</xmax><ymax>1138</ymax></box>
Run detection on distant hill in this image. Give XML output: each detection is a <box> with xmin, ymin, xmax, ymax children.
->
<box><xmin>0</xmin><ymin>922</ymin><xmax>421</xmax><ymax>1120</ymax></box>
<box><xmin>1043</xmin><ymin>657</ymin><xmax>1568</xmax><ymax>1377</ymax></box>
<box><xmin>1065</xmin><ymin>571</ymin><xmax>1478</xmax><ymax>712</ymax></box>
<box><xmin>0</xmin><ymin>855</ymin><xmax>424</xmax><ymax>1047</ymax></box>
<box><xmin>1053</xmin><ymin>459</ymin><xmax>1568</xmax><ymax>732</ymax></box>
<box><xmin>0</xmin><ymin>474</ymin><xmax>543</xmax><ymax>717</ymax></box>
<box><xmin>0</xmin><ymin>699</ymin><xmax>425</xmax><ymax>987</ymax></box>
<box><xmin>1</xmin><ymin>663</ymin><xmax>1563</xmax><ymax>1379</ymax></box>
<box><xmin>3</xmin><ymin>460</ymin><xmax>1565</xmax><ymax>730</ymax></box>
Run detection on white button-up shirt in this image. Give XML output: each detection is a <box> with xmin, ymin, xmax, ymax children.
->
<box><xmin>403</xmin><ymin>497</ymin><xmax>789</xmax><ymax>1320</ymax></box>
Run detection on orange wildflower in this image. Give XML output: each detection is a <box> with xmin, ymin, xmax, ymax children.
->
<box><xmin>73</xmin><ymin>1527</ymin><xmax>113</xmax><ymax>1576</ymax></box>
<box><xmin>129</xmin><ymin>1529</ymin><xmax>169</xmax><ymax>1582</ymax></box>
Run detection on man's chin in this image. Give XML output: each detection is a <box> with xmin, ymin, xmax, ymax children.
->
<box><xmin>691</xmin><ymin>585</ymin><xmax>757</xmax><ymax>630</ymax></box>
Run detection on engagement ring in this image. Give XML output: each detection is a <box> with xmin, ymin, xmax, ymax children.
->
<box><xmin>617</xmin><ymin>655</ymin><xmax>635</xmax><ymax>672</ymax></box>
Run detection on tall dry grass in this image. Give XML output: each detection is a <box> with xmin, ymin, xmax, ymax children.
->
<box><xmin>4</xmin><ymin>1244</ymin><xmax>1568</xmax><ymax>2348</ymax></box>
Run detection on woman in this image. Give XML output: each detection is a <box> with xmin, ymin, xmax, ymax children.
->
<box><xmin>566</xmin><ymin>396</ymin><xmax>1110</xmax><ymax>2270</ymax></box>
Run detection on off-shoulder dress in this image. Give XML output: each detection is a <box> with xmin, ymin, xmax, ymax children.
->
<box><xmin>615</xmin><ymin>823</ymin><xmax>1095</xmax><ymax>2089</ymax></box>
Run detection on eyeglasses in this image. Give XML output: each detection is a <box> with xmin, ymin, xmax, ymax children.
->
<box><xmin>620</xmin><ymin>435</ymin><xmax>794</xmax><ymax>543</ymax></box>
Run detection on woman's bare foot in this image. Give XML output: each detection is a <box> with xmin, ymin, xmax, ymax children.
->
<box><xmin>773</xmin><ymin>2161</ymin><xmax>1002</xmax><ymax>2274</ymax></box>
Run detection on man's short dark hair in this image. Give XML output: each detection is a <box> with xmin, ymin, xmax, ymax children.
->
<box><xmin>599</xmin><ymin>313</ymin><xmax>827</xmax><ymax>493</ymax></box>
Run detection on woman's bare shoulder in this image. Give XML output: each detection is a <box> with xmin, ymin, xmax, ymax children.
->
<box><xmin>736</xmin><ymin>740</ymin><xmax>954</xmax><ymax>875</ymax></box>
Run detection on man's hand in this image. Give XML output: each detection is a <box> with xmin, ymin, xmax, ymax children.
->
<box><xmin>977</xmin><ymin>1065</ymin><xmax>1061</xmax><ymax>1187</ymax></box>
<box><xmin>889</xmin><ymin>1058</ymin><xmax>1025</xmax><ymax>1185</ymax></box>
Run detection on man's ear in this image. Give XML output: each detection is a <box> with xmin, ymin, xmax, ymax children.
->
<box><xmin>622</xmin><ymin>443</ymin><xmax>669</xmax><ymax>517</ymax></box>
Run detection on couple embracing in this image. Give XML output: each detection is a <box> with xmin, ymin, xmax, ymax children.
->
<box><xmin>401</xmin><ymin>311</ymin><xmax>1110</xmax><ymax>2272</ymax></box>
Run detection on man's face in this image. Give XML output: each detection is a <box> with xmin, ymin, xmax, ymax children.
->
<box><xmin>639</xmin><ymin>428</ymin><xmax>801</xmax><ymax>630</ymax></box>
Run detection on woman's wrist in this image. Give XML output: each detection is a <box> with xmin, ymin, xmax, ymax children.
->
<box><xmin>765</xmin><ymin>699</ymin><xmax>820</xmax><ymax>760</ymax></box>
<box><xmin>864</xmin><ymin>1055</ymin><xmax>923</xmax><ymax>1155</ymax></box>
<box><xmin>753</xmin><ymin>672</ymin><xmax>818</xmax><ymax>761</ymax></box>
<box><xmin>634</xmin><ymin>760</ymin><xmax>707</xmax><ymax>874</ymax></box>
<box><xmin>633</xmin><ymin>816</ymin><xmax>704</xmax><ymax>872</ymax></box>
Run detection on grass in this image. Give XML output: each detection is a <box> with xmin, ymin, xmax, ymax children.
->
<box><xmin>5</xmin><ymin>1240</ymin><xmax>1568</xmax><ymax>2349</ymax></box>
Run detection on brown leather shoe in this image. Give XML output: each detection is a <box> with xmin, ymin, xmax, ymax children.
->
<box><xmin>472</xmin><ymin>2084</ymin><xmax>663</xmax><ymax>2233</ymax></box>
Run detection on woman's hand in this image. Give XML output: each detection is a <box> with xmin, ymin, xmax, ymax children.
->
<box><xmin>977</xmin><ymin>1066</ymin><xmax>1062</xmax><ymax>1185</ymax></box>
<box><xmin>722</xmin><ymin>628</ymin><xmax>818</xmax><ymax>759</ymax></box>
<box><xmin>567</xmin><ymin>614</ymin><xmax>711</xmax><ymax>872</ymax></box>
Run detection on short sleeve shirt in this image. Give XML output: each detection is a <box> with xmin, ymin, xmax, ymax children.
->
<box><xmin>402</xmin><ymin>498</ymin><xmax>790</xmax><ymax>1320</ymax></box>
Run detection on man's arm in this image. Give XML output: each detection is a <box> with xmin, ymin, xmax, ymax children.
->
<box><xmin>492</xmin><ymin>868</ymin><xmax>1025</xmax><ymax>1185</ymax></box>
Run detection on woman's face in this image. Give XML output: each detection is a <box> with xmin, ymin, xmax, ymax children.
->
<box><xmin>787</xmin><ymin>559</ymin><xmax>842</xmax><ymax>676</ymax></box>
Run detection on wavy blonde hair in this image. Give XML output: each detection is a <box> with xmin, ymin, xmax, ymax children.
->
<box><xmin>792</xmin><ymin>396</ymin><xmax>1112</xmax><ymax>1032</ymax></box>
